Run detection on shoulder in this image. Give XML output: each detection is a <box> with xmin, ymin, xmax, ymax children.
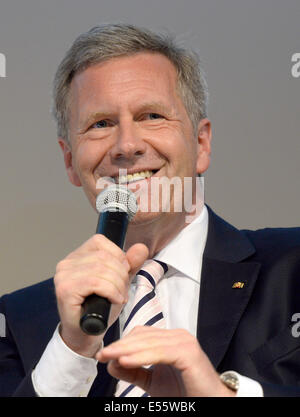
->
<box><xmin>239</xmin><ymin>227</ymin><xmax>300</xmax><ymax>274</ymax></box>
<box><xmin>205</xmin><ymin>205</ymin><xmax>300</xmax><ymax>263</ymax></box>
<box><xmin>0</xmin><ymin>278</ymin><xmax>58</xmax><ymax>328</ymax></box>
<box><xmin>242</xmin><ymin>226</ymin><xmax>300</xmax><ymax>253</ymax></box>
<box><xmin>0</xmin><ymin>279</ymin><xmax>59</xmax><ymax>373</ymax></box>
<box><xmin>206</xmin><ymin>205</ymin><xmax>300</xmax><ymax>263</ymax></box>
<box><xmin>1</xmin><ymin>278</ymin><xmax>55</xmax><ymax>310</ymax></box>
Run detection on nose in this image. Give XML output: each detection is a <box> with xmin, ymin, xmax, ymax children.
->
<box><xmin>109</xmin><ymin>119</ymin><xmax>147</xmax><ymax>162</ymax></box>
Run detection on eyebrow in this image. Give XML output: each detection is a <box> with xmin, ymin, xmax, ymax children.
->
<box><xmin>134</xmin><ymin>101</ymin><xmax>174</xmax><ymax>117</ymax></box>
<box><xmin>79</xmin><ymin>101</ymin><xmax>175</xmax><ymax>130</ymax></box>
<box><xmin>79</xmin><ymin>111</ymin><xmax>111</xmax><ymax>130</ymax></box>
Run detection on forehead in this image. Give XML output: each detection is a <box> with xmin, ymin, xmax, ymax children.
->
<box><xmin>69</xmin><ymin>52</ymin><xmax>181</xmax><ymax>108</ymax></box>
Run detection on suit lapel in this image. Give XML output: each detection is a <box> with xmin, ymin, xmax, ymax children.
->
<box><xmin>197</xmin><ymin>207</ymin><xmax>261</xmax><ymax>369</ymax></box>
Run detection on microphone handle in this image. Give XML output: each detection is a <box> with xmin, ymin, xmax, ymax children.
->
<box><xmin>80</xmin><ymin>211</ymin><xmax>129</xmax><ymax>335</ymax></box>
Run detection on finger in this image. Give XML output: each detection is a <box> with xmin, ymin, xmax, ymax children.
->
<box><xmin>97</xmin><ymin>332</ymin><xmax>183</xmax><ymax>366</ymax></box>
<box><xmin>97</xmin><ymin>327</ymin><xmax>188</xmax><ymax>359</ymax></box>
<box><xmin>79</xmin><ymin>274</ymin><xmax>128</xmax><ymax>304</ymax></box>
<box><xmin>56</xmin><ymin>269</ymin><xmax>128</xmax><ymax>306</ymax></box>
<box><xmin>110</xmin><ymin>346</ymin><xmax>176</xmax><ymax>369</ymax></box>
<box><xmin>107</xmin><ymin>361</ymin><xmax>184</xmax><ymax>397</ymax></box>
<box><xmin>57</xmin><ymin>252</ymin><xmax>130</xmax><ymax>282</ymax></box>
<box><xmin>97</xmin><ymin>334</ymin><xmax>171</xmax><ymax>362</ymax></box>
<box><xmin>69</xmin><ymin>234</ymin><xmax>128</xmax><ymax>264</ymax></box>
<box><xmin>107</xmin><ymin>359</ymin><xmax>152</xmax><ymax>390</ymax></box>
<box><xmin>97</xmin><ymin>328</ymin><xmax>200</xmax><ymax>373</ymax></box>
<box><xmin>126</xmin><ymin>243</ymin><xmax>149</xmax><ymax>277</ymax></box>
<box><xmin>56</xmin><ymin>253</ymin><xmax>132</xmax><ymax>294</ymax></box>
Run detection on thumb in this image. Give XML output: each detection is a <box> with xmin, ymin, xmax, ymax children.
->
<box><xmin>126</xmin><ymin>243</ymin><xmax>149</xmax><ymax>277</ymax></box>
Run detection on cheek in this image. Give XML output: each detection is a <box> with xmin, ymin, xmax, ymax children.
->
<box><xmin>167</xmin><ymin>134</ymin><xmax>198</xmax><ymax>166</ymax></box>
<box><xmin>73</xmin><ymin>142</ymin><xmax>104</xmax><ymax>178</ymax></box>
<box><xmin>152</xmin><ymin>127</ymin><xmax>187</xmax><ymax>157</ymax></box>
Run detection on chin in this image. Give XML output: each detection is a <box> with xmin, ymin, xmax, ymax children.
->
<box><xmin>130</xmin><ymin>207</ymin><xmax>183</xmax><ymax>228</ymax></box>
<box><xmin>129</xmin><ymin>209</ymin><xmax>164</xmax><ymax>226</ymax></box>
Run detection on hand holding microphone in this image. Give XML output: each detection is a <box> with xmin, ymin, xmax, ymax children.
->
<box><xmin>80</xmin><ymin>185</ymin><xmax>138</xmax><ymax>335</ymax></box>
<box><xmin>54</xmin><ymin>185</ymin><xmax>149</xmax><ymax>357</ymax></box>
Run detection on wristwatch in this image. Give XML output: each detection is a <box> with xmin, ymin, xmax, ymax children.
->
<box><xmin>220</xmin><ymin>371</ymin><xmax>240</xmax><ymax>392</ymax></box>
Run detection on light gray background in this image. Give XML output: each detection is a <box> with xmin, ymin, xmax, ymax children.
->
<box><xmin>0</xmin><ymin>0</ymin><xmax>299</xmax><ymax>294</ymax></box>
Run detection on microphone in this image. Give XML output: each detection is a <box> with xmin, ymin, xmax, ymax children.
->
<box><xmin>80</xmin><ymin>184</ymin><xmax>138</xmax><ymax>335</ymax></box>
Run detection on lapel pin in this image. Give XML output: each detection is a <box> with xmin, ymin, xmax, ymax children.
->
<box><xmin>232</xmin><ymin>281</ymin><xmax>245</xmax><ymax>289</ymax></box>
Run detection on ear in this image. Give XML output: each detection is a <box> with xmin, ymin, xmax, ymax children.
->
<box><xmin>196</xmin><ymin>118</ymin><xmax>212</xmax><ymax>175</ymax></box>
<box><xmin>58</xmin><ymin>138</ymin><xmax>82</xmax><ymax>187</ymax></box>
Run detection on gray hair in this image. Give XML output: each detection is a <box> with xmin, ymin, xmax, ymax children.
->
<box><xmin>52</xmin><ymin>23</ymin><xmax>208</xmax><ymax>141</ymax></box>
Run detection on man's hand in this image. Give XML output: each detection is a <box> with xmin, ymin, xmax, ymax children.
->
<box><xmin>96</xmin><ymin>326</ymin><xmax>235</xmax><ymax>397</ymax></box>
<box><xmin>54</xmin><ymin>234</ymin><xmax>149</xmax><ymax>358</ymax></box>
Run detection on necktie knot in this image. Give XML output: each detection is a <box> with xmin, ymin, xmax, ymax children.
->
<box><xmin>136</xmin><ymin>259</ymin><xmax>168</xmax><ymax>289</ymax></box>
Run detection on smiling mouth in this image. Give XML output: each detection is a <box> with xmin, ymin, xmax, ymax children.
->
<box><xmin>115</xmin><ymin>169</ymin><xmax>159</xmax><ymax>184</ymax></box>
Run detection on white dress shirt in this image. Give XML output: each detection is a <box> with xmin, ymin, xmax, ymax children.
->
<box><xmin>32</xmin><ymin>205</ymin><xmax>263</xmax><ymax>397</ymax></box>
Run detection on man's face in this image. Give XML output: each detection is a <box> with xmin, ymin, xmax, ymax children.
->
<box><xmin>59</xmin><ymin>52</ymin><xmax>211</xmax><ymax>224</ymax></box>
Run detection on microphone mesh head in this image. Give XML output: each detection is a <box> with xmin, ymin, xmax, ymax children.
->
<box><xmin>96</xmin><ymin>185</ymin><xmax>138</xmax><ymax>221</ymax></box>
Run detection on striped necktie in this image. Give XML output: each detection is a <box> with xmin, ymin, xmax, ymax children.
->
<box><xmin>114</xmin><ymin>259</ymin><xmax>168</xmax><ymax>397</ymax></box>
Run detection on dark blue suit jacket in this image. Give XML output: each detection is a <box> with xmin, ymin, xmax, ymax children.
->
<box><xmin>1</xmin><ymin>206</ymin><xmax>300</xmax><ymax>396</ymax></box>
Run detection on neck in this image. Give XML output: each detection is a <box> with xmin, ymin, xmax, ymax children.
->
<box><xmin>125</xmin><ymin>208</ymin><xmax>201</xmax><ymax>258</ymax></box>
<box><xmin>125</xmin><ymin>178</ymin><xmax>205</xmax><ymax>257</ymax></box>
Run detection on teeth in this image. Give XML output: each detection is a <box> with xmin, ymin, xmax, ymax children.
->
<box><xmin>117</xmin><ymin>170</ymin><xmax>154</xmax><ymax>184</ymax></box>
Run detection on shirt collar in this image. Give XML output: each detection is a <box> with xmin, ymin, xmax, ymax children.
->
<box><xmin>154</xmin><ymin>205</ymin><xmax>209</xmax><ymax>282</ymax></box>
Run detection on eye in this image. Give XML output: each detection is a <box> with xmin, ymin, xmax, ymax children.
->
<box><xmin>147</xmin><ymin>113</ymin><xmax>163</xmax><ymax>120</ymax></box>
<box><xmin>91</xmin><ymin>120</ymin><xmax>109</xmax><ymax>129</ymax></box>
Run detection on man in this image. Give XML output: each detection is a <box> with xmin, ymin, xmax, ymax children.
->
<box><xmin>0</xmin><ymin>23</ymin><xmax>300</xmax><ymax>397</ymax></box>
